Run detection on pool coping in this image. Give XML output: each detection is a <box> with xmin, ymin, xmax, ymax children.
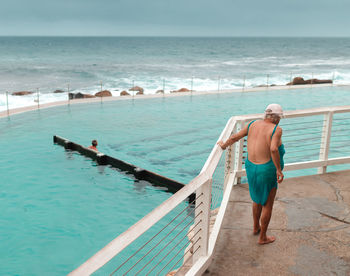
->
<box><xmin>0</xmin><ymin>83</ymin><xmax>348</xmax><ymax>118</ymax></box>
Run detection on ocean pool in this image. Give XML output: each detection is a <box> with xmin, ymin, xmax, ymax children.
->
<box><xmin>1</xmin><ymin>86</ymin><xmax>350</xmax><ymax>275</ymax></box>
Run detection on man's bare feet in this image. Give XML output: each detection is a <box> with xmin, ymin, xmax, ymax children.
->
<box><xmin>258</xmin><ymin>236</ymin><xmax>276</xmax><ymax>245</ymax></box>
<box><xmin>253</xmin><ymin>227</ymin><xmax>261</xmax><ymax>235</ymax></box>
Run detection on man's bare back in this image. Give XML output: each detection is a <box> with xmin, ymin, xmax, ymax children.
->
<box><xmin>247</xmin><ymin>120</ymin><xmax>282</xmax><ymax>164</ymax></box>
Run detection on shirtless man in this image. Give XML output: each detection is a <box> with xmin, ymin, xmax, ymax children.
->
<box><xmin>88</xmin><ymin>140</ymin><xmax>98</xmax><ymax>151</ymax></box>
<box><xmin>217</xmin><ymin>104</ymin><xmax>285</xmax><ymax>245</ymax></box>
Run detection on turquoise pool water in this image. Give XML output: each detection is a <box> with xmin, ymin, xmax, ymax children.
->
<box><xmin>1</xmin><ymin>87</ymin><xmax>350</xmax><ymax>275</ymax></box>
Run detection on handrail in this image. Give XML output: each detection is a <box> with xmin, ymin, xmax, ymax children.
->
<box><xmin>235</xmin><ymin>105</ymin><xmax>350</xmax><ymax>121</ymax></box>
<box><xmin>68</xmin><ymin>171</ymin><xmax>210</xmax><ymax>275</ymax></box>
<box><xmin>200</xmin><ymin>118</ymin><xmax>236</xmax><ymax>175</ymax></box>
<box><xmin>69</xmin><ymin>105</ymin><xmax>350</xmax><ymax>276</ymax></box>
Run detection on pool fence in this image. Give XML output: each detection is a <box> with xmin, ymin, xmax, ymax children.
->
<box><xmin>1</xmin><ymin>71</ymin><xmax>342</xmax><ymax>118</ymax></box>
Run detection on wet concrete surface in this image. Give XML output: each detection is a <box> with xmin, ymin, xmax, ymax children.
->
<box><xmin>206</xmin><ymin>170</ymin><xmax>350</xmax><ymax>276</ymax></box>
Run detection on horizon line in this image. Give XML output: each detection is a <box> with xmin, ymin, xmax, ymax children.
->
<box><xmin>0</xmin><ymin>35</ymin><xmax>350</xmax><ymax>38</ymax></box>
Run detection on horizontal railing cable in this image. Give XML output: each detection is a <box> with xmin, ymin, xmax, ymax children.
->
<box><xmin>130</xmin><ymin>210</ymin><xmax>203</xmax><ymax>275</ymax></box>
<box><xmin>211</xmin><ymin>184</ymin><xmax>222</xmax><ymax>189</ymax></box>
<box><xmin>174</xmin><ymin>238</ymin><xmax>202</xmax><ymax>275</ymax></box>
<box><xmin>211</xmin><ymin>179</ymin><xmax>222</xmax><ymax>204</ymax></box>
<box><xmin>284</xmin><ymin>141</ymin><xmax>322</xmax><ymax>148</ymax></box>
<box><xmin>332</xmin><ymin>117</ymin><xmax>350</xmax><ymax>121</ymax></box>
<box><xmin>286</xmin><ymin>146</ymin><xmax>324</xmax><ymax>155</ymax></box>
<box><xmin>332</xmin><ymin>122</ymin><xmax>350</xmax><ymax>126</ymax></box>
<box><xmin>213</xmin><ymin>187</ymin><xmax>222</xmax><ymax>207</ymax></box>
<box><xmin>211</xmin><ymin>186</ymin><xmax>222</xmax><ymax>209</ymax></box>
<box><xmin>140</xmin><ymin>217</ymin><xmax>203</xmax><ymax>276</ymax></box>
<box><xmin>283</xmin><ymin>124</ymin><xmax>324</xmax><ymax>132</ymax></box>
<box><xmin>330</xmin><ymin>139</ymin><xmax>350</xmax><ymax>144</ymax></box>
<box><xmin>286</xmin><ymin>141</ymin><xmax>323</xmax><ymax>148</ymax></box>
<box><xmin>110</xmin><ymin>193</ymin><xmax>202</xmax><ymax>275</ymax></box>
<box><xmin>157</xmin><ymin>232</ymin><xmax>202</xmax><ymax>276</ymax></box>
<box><xmin>285</xmin><ymin>153</ymin><xmax>320</xmax><ymax>162</ymax></box>
<box><xmin>330</xmin><ymin>144</ymin><xmax>350</xmax><ymax>151</ymax></box>
<box><xmin>283</xmin><ymin>136</ymin><xmax>322</xmax><ymax>144</ymax></box>
<box><xmin>212</xmin><ymin>179</ymin><xmax>224</xmax><ymax>207</ymax></box>
<box><xmin>330</xmin><ymin>142</ymin><xmax>350</xmax><ymax>149</ymax></box>
<box><xmin>119</xmin><ymin>204</ymin><xmax>202</xmax><ymax>276</ymax></box>
<box><xmin>211</xmin><ymin>186</ymin><xmax>223</xmax><ymax>205</ymax></box>
<box><xmin>331</xmin><ymin>133</ymin><xmax>350</xmax><ymax>138</ymax></box>
<box><xmin>332</xmin><ymin>129</ymin><xmax>350</xmax><ymax>134</ymax></box>
<box><xmin>282</xmin><ymin>130</ymin><xmax>324</xmax><ymax>138</ymax></box>
<box><xmin>153</xmin><ymin>230</ymin><xmax>202</xmax><ymax>276</ymax></box>
<box><xmin>280</xmin><ymin>119</ymin><xmax>326</xmax><ymax>126</ymax></box>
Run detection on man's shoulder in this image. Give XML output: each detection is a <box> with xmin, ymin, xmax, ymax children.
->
<box><xmin>274</xmin><ymin>126</ymin><xmax>283</xmax><ymax>136</ymax></box>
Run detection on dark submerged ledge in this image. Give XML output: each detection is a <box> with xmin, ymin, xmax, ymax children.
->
<box><xmin>53</xmin><ymin>135</ymin><xmax>195</xmax><ymax>202</ymax></box>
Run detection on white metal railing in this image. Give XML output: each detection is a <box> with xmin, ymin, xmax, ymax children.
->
<box><xmin>69</xmin><ymin>105</ymin><xmax>350</xmax><ymax>276</ymax></box>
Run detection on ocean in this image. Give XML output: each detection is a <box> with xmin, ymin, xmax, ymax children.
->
<box><xmin>0</xmin><ymin>36</ymin><xmax>349</xmax><ymax>111</ymax></box>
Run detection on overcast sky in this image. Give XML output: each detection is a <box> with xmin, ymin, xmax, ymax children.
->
<box><xmin>0</xmin><ymin>0</ymin><xmax>348</xmax><ymax>36</ymax></box>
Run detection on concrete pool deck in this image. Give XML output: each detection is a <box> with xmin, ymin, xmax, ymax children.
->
<box><xmin>0</xmin><ymin>83</ymin><xmax>345</xmax><ymax>119</ymax></box>
<box><xmin>206</xmin><ymin>170</ymin><xmax>350</xmax><ymax>276</ymax></box>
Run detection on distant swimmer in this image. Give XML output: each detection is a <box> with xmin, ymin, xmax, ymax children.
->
<box><xmin>88</xmin><ymin>140</ymin><xmax>98</xmax><ymax>151</ymax></box>
<box><xmin>217</xmin><ymin>104</ymin><xmax>285</xmax><ymax>245</ymax></box>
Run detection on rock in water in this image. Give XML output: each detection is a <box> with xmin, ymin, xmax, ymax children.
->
<box><xmin>156</xmin><ymin>89</ymin><xmax>164</xmax><ymax>94</ymax></box>
<box><xmin>129</xmin><ymin>86</ymin><xmax>144</xmax><ymax>93</ymax></box>
<box><xmin>305</xmin><ymin>79</ymin><xmax>333</xmax><ymax>84</ymax></box>
<box><xmin>287</xmin><ymin>77</ymin><xmax>333</xmax><ymax>85</ymax></box>
<box><xmin>171</xmin><ymin>88</ymin><xmax>190</xmax><ymax>93</ymax></box>
<box><xmin>120</xmin><ymin>91</ymin><xmax>130</xmax><ymax>96</ymax></box>
<box><xmin>95</xmin><ymin>90</ymin><xmax>112</xmax><ymax>97</ymax></box>
<box><xmin>286</xmin><ymin>77</ymin><xmax>306</xmax><ymax>85</ymax></box>
<box><xmin>12</xmin><ymin>91</ymin><xmax>34</xmax><ymax>96</ymax></box>
<box><xmin>69</xmin><ymin>92</ymin><xmax>95</xmax><ymax>99</ymax></box>
<box><xmin>53</xmin><ymin>89</ymin><xmax>65</xmax><ymax>93</ymax></box>
<box><xmin>177</xmin><ymin>88</ymin><xmax>190</xmax><ymax>92</ymax></box>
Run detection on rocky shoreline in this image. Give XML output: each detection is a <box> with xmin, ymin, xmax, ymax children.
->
<box><xmin>10</xmin><ymin>77</ymin><xmax>333</xmax><ymax>99</ymax></box>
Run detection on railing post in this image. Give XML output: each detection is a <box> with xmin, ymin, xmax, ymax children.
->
<box><xmin>100</xmin><ymin>81</ymin><xmax>103</xmax><ymax>104</ymax></box>
<box><xmin>37</xmin><ymin>88</ymin><xmax>40</xmax><ymax>109</ymax></box>
<box><xmin>242</xmin><ymin>75</ymin><xmax>246</xmax><ymax>92</ymax></box>
<box><xmin>266</xmin><ymin>74</ymin><xmax>269</xmax><ymax>89</ymax></box>
<box><xmin>318</xmin><ymin>111</ymin><xmax>333</xmax><ymax>174</ymax></box>
<box><xmin>6</xmin><ymin>91</ymin><xmax>9</xmax><ymax>117</ymax></box>
<box><xmin>217</xmin><ymin>76</ymin><xmax>220</xmax><ymax>93</ymax></box>
<box><xmin>193</xmin><ymin>178</ymin><xmax>212</xmax><ymax>262</ymax></box>
<box><xmin>191</xmin><ymin>76</ymin><xmax>194</xmax><ymax>95</ymax></box>
<box><xmin>67</xmin><ymin>83</ymin><xmax>70</xmax><ymax>106</ymax></box>
<box><xmin>233</xmin><ymin>120</ymin><xmax>245</xmax><ymax>184</ymax></box>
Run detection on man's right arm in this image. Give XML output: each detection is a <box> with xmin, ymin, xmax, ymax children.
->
<box><xmin>217</xmin><ymin>123</ymin><xmax>249</xmax><ymax>150</ymax></box>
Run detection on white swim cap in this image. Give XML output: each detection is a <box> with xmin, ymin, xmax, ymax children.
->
<box><xmin>265</xmin><ymin>103</ymin><xmax>283</xmax><ymax>117</ymax></box>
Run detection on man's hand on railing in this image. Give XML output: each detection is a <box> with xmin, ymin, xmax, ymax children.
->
<box><xmin>217</xmin><ymin>141</ymin><xmax>226</xmax><ymax>150</ymax></box>
<box><xmin>277</xmin><ymin>170</ymin><xmax>284</xmax><ymax>183</ymax></box>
